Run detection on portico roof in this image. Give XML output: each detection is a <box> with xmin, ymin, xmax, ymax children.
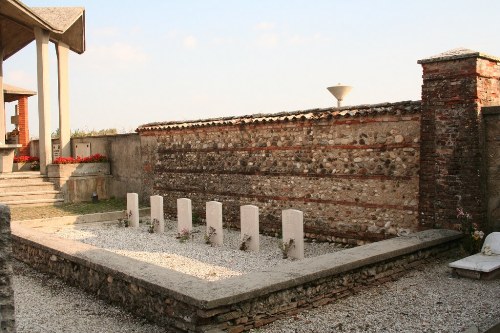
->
<box><xmin>3</xmin><ymin>83</ymin><xmax>36</xmax><ymax>102</ymax></box>
<box><xmin>0</xmin><ymin>0</ymin><xmax>85</xmax><ymax>60</ymax></box>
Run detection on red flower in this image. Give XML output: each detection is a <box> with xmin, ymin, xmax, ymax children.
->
<box><xmin>14</xmin><ymin>156</ymin><xmax>39</xmax><ymax>163</ymax></box>
<box><xmin>52</xmin><ymin>154</ymin><xmax>108</xmax><ymax>164</ymax></box>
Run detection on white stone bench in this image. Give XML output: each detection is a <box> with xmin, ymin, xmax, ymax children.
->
<box><xmin>449</xmin><ymin>232</ymin><xmax>500</xmax><ymax>280</ymax></box>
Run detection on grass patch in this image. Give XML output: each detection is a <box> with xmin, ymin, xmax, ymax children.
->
<box><xmin>10</xmin><ymin>198</ymin><xmax>145</xmax><ymax>221</ymax></box>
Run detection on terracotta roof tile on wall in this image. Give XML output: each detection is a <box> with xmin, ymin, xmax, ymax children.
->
<box><xmin>137</xmin><ymin>100</ymin><xmax>421</xmax><ymax>133</ymax></box>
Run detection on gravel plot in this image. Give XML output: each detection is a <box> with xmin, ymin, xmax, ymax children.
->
<box><xmin>251</xmin><ymin>254</ymin><xmax>500</xmax><ymax>333</ymax></box>
<box><xmin>12</xmin><ymin>260</ymin><xmax>169</xmax><ymax>333</ymax></box>
<box><xmin>45</xmin><ymin>219</ymin><xmax>344</xmax><ymax>281</ymax></box>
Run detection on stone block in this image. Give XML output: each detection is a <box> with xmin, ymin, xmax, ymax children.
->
<box><xmin>282</xmin><ymin>209</ymin><xmax>304</xmax><ymax>259</ymax></box>
<box><xmin>177</xmin><ymin>198</ymin><xmax>192</xmax><ymax>233</ymax></box>
<box><xmin>150</xmin><ymin>195</ymin><xmax>164</xmax><ymax>233</ymax></box>
<box><xmin>0</xmin><ymin>204</ymin><xmax>15</xmax><ymax>332</ymax></box>
<box><xmin>240</xmin><ymin>205</ymin><xmax>259</xmax><ymax>252</ymax></box>
<box><xmin>206</xmin><ymin>201</ymin><xmax>223</xmax><ymax>246</ymax></box>
<box><xmin>127</xmin><ymin>193</ymin><xmax>139</xmax><ymax>227</ymax></box>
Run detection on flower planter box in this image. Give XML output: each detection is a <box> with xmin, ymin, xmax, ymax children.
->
<box><xmin>13</xmin><ymin>162</ymin><xmax>32</xmax><ymax>172</ymax></box>
<box><xmin>47</xmin><ymin>162</ymin><xmax>110</xmax><ymax>178</ymax></box>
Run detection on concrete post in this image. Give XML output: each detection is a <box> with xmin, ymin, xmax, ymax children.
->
<box><xmin>240</xmin><ymin>205</ymin><xmax>259</xmax><ymax>251</ymax></box>
<box><xmin>56</xmin><ymin>42</ymin><xmax>71</xmax><ymax>157</ymax></box>
<box><xmin>177</xmin><ymin>198</ymin><xmax>192</xmax><ymax>233</ymax></box>
<box><xmin>282</xmin><ymin>209</ymin><xmax>304</xmax><ymax>260</ymax></box>
<box><xmin>206</xmin><ymin>201</ymin><xmax>223</xmax><ymax>246</ymax></box>
<box><xmin>35</xmin><ymin>27</ymin><xmax>52</xmax><ymax>174</ymax></box>
<box><xmin>126</xmin><ymin>193</ymin><xmax>139</xmax><ymax>227</ymax></box>
<box><xmin>150</xmin><ymin>195</ymin><xmax>164</xmax><ymax>233</ymax></box>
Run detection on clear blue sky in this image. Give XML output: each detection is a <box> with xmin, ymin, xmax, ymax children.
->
<box><xmin>5</xmin><ymin>0</ymin><xmax>500</xmax><ymax>137</ymax></box>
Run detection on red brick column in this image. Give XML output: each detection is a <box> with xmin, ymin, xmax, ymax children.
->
<box><xmin>17</xmin><ymin>96</ymin><xmax>30</xmax><ymax>156</ymax></box>
<box><xmin>418</xmin><ymin>49</ymin><xmax>500</xmax><ymax>230</ymax></box>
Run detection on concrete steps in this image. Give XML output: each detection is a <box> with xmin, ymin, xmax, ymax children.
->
<box><xmin>0</xmin><ymin>172</ymin><xmax>64</xmax><ymax>207</ymax></box>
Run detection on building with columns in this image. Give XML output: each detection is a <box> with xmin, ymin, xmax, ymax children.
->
<box><xmin>0</xmin><ymin>0</ymin><xmax>85</xmax><ymax>174</ymax></box>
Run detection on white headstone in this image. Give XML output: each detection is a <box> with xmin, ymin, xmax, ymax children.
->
<box><xmin>126</xmin><ymin>193</ymin><xmax>139</xmax><ymax>228</ymax></box>
<box><xmin>206</xmin><ymin>201</ymin><xmax>223</xmax><ymax>246</ymax></box>
<box><xmin>150</xmin><ymin>195</ymin><xmax>164</xmax><ymax>233</ymax></box>
<box><xmin>282</xmin><ymin>209</ymin><xmax>304</xmax><ymax>260</ymax></box>
<box><xmin>240</xmin><ymin>205</ymin><xmax>259</xmax><ymax>251</ymax></box>
<box><xmin>177</xmin><ymin>198</ymin><xmax>193</xmax><ymax>233</ymax></box>
<box><xmin>482</xmin><ymin>232</ymin><xmax>500</xmax><ymax>254</ymax></box>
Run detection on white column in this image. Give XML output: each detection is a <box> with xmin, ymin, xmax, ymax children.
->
<box><xmin>56</xmin><ymin>42</ymin><xmax>71</xmax><ymax>157</ymax></box>
<box><xmin>35</xmin><ymin>27</ymin><xmax>52</xmax><ymax>174</ymax></box>
<box><xmin>177</xmin><ymin>198</ymin><xmax>192</xmax><ymax>233</ymax></box>
<box><xmin>206</xmin><ymin>201</ymin><xmax>223</xmax><ymax>246</ymax></box>
<box><xmin>150</xmin><ymin>195</ymin><xmax>164</xmax><ymax>233</ymax></box>
<box><xmin>126</xmin><ymin>193</ymin><xmax>139</xmax><ymax>227</ymax></box>
<box><xmin>0</xmin><ymin>42</ymin><xmax>5</xmax><ymax>144</ymax></box>
<box><xmin>240</xmin><ymin>205</ymin><xmax>259</xmax><ymax>251</ymax></box>
<box><xmin>282</xmin><ymin>209</ymin><xmax>304</xmax><ymax>260</ymax></box>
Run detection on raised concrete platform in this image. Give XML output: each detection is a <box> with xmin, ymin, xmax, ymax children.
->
<box><xmin>449</xmin><ymin>232</ymin><xmax>500</xmax><ymax>280</ymax></box>
<box><xmin>11</xmin><ymin>220</ymin><xmax>461</xmax><ymax>332</ymax></box>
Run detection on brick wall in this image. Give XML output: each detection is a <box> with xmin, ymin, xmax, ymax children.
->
<box><xmin>17</xmin><ymin>96</ymin><xmax>30</xmax><ymax>156</ymax></box>
<box><xmin>418</xmin><ymin>50</ymin><xmax>500</xmax><ymax>231</ymax></box>
<box><xmin>139</xmin><ymin>101</ymin><xmax>421</xmax><ymax>243</ymax></box>
<box><xmin>483</xmin><ymin>107</ymin><xmax>500</xmax><ymax>231</ymax></box>
<box><xmin>0</xmin><ymin>205</ymin><xmax>16</xmax><ymax>333</ymax></box>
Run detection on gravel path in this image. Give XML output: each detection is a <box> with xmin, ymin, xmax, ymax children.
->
<box><xmin>12</xmin><ymin>260</ymin><xmax>168</xmax><ymax>333</ymax></box>
<box><xmin>45</xmin><ymin>220</ymin><xmax>345</xmax><ymax>281</ymax></box>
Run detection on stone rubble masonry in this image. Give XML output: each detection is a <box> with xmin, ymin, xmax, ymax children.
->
<box><xmin>418</xmin><ymin>50</ymin><xmax>500</xmax><ymax>231</ymax></box>
<box><xmin>138</xmin><ymin>101</ymin><xmax>422</xmax><ymax>243</ymax></box>
<box><xmin>0</xmin><ymin>205</ymin><xmax>16</xmax><ymax>333</ymax></box>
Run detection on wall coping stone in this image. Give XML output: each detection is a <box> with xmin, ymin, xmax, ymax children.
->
<box><xmin>12</xmin><ymin>220</ymin><xmax>461</xmax><ymax>309</ymax></box>
<box><xmin>418</xmin><ymin>47</ymin><xmax>500</xmax><ymax>64</ymax></box>
<box><xmin>137</xmin><ymin>100</ymin><xmax>421</xmax><ymax>133</ymax></box>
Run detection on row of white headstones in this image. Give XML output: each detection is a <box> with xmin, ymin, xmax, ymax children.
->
<box><xmin>126</xmin><ymin>193</ymin><xmax>305</xmax><ymax>259</ymax></box>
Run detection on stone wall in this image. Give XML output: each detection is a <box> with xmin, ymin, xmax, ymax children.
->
<box><xmin>138</xmin><ymin>101</ymin><xmax>421</xmax><ymax>243</ymax></box>
<box><xmin>0</xmin><ymin>205</ymin><xmax>16</xmax><ymax>333</ymax></box>
<box><xmin>483</xmin><ymin>107</ymin><xmax>500</xmax><ymax>231</ymax></box>
<box><xmin>71</xmin><ymin>134</ymin><xmax>144</xmax><ymax>201</ymax></box>
<box><xmin>418</xmin><ymin>50</ymin><xmax>500</xmax><ymax>231</ymax></box>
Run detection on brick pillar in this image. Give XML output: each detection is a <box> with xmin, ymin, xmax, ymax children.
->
<box><xmin>418</xmin><ymin>49</ymin><xmax>500</xmax><ymax>230</ymax></box>
<box><xmin>17</xmin><ymin>96</ymin><xmax>30</xmax><ymax>156</ymax></box>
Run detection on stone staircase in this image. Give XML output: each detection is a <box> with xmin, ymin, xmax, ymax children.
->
<box><xmin>0</xmin><ymin>171</ymin><xmax>64</xmax><ymax>207</ymax></box>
